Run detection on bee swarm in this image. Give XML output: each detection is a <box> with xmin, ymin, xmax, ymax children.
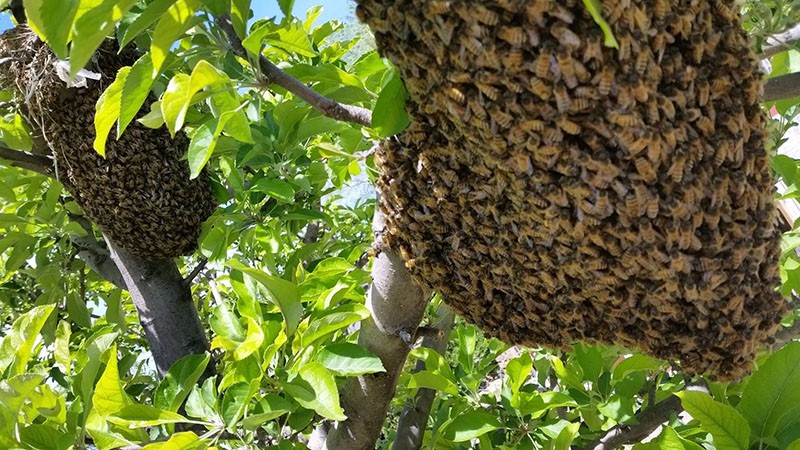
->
<box><xmin>360</xmin><ymin>0</ymin><xmax>791</xmax><ymax>379</ymax></box>
<box><xmin>0</xmin><ymin>27</ymin><xmax>216</xmax><ymax>260</ymax></box>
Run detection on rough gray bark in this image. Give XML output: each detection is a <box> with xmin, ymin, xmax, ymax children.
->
<box><xmin>315</xmin><ymin>208</ymin><xmax>430</xmax><ymax>450</ymax></box>
<box><xmin>392</xmin><ymin>305</ymin><xmax>455</xmax><ymax>450</ymax></box>
<box><xmin>105</xmin><ymin>236</ymin><xmax>211</xmax><ymax>377</ymax></box>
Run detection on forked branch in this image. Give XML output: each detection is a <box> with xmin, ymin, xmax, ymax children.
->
<box><xmin>215</xmin><ymin>14</ymin><xmax>373</xmax><ymax>127</ymax></box>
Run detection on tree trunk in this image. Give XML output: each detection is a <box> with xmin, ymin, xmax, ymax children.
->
<box><xmin>316</xmin><ymin>208</ymin><xmax>430</xmax><ymax>450</ymax></box>
<box><xmin>105</xmin><ymin>237</ymin><xmax>212</xmax><ymax>377</ymax></box>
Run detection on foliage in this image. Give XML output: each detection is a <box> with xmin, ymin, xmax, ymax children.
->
<box><xmin>0</xmin><ymin>1</ymin><xmax>799</xmax><ymax>449</ymax></box>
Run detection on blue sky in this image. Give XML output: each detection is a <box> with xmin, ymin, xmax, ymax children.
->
<box><xmin>0</xmin><ymin>1</ymin><xmax>351</xmax><ymax>33</ymax></box>
<box><xmin>257</xmin><ymin>0</ymin><xmax>350</xmax><ymax>23</ymax></box>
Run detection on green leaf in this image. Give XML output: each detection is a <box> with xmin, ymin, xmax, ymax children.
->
<box><xmin>221</xmin><ymin>382</ymin><xmax>251</xmax><ymax>427</ymax></box>
<box><xmin>554</xmin><ymin>422</ymin><xmax>581</xmax><ymax>450</ymax></box>
<box><xmin>23</xmin><ymin>0</ymin><xmax>79</xmax><ymax>59</ymax></box>
<box><xmin>233</xmin><ymin>317</ymin><xmax>265</xmax><ymax>361</ymax></box>
<box><xmin>94</xmin><ymin>66</ymin><xmax>129</xmax><ymax>156</ymax></box>
<box><xmin>0</xmin><ymin>305</ymin><xmax>55</xmax><ymax>376</ymax></box>
<box><xmin>677</xmin><ymin>390</ymin><xmax>750</xmax><ymax>450</ymax></box>
<box><xmin>371</xmin><ymin>69</ymin><xmax>410</xmax><ymax>137</ymax></box>
<box><xmin>241</xmin><ymin>394</ymin><xmax>294</xmax><ymax>430</ymax></box>
<box><xmin>740</xmin><ymin>342</ymin><xmax>800</xmax><ymax>442</ymax></box>
<box><xmin>0</xmin><ymin>113</ymin><xmax>32</xmax><ymax>150</ymax></box>
<box><xmin>93</xmin><ymin>344</ymin><xmax>131</xmax><ymax>415</ymax></box>
<box><xmin>151</xmin><ymin>0</ymin><xmax>203</xmax><ymax>75</ymax></box>
<box><xmin>18</xmin><ymin>423</ymin><xmax>66</xmax><ymax>450</ymax></box>
<box><xmin>185</xmin><ymin>377</ymin><xmax>219</xmax><ymax>422</ymax></box>
<box><xmin>443</xmin><ymin>410</ymin><xmax>503</xmax><ymax>443</ymax></box>
<box><xmin>187</xmin><ymin>121</ymin><xmax>216</xmax><ymax>179</ymax></box>
<box><xmin>154</xmin><ymin>354</ymin><xmax>210</xmax><ymax>412</ymax></box>
<box><xmin>505</xmin><ymin>353</ymin><xmax>532</xmax><ymax>394</ymax></box>
<box><xmin>227</xmin><ymin>260</ymin><xmax>303</xmax><ymax>336</ymax></box>
<box><xmin>140</xmin><ymin>432</ymin><xmax>205</xmax><ymax>450</ymax></box>
<box><xmin>277</xmin><ymin>0</ymin><xmax>294</xmax><ymax>16</ymax></box>
<box><xmin>582</xmin><ymin>0</ymin><xmax>619</xmax><ymax>48</ymax></box>
<box><xmin>70</xmin><ymin>0</ymin><xmax>138</xmax><ymax>76</ymax></box>
<box><xmin>209</xmin><ymin>301</ymin><xmax>246</xmax><ymax>349</ymax></box>
<box><xmin>409</xmin><ymin>370</ymin><xmax>459</xmax><ymax>395</ymax></box>
<box><xmin>161</xmin><ymin>73</ymin><xmax>191</xmax><ymax>136</ymax></box>
<box><xmin>517</xmin><ymin>391</ymin><xmax>578</xmax><ymax>418</ymax></box>
<box><xmin>316</xmin><ymin>343</ymin><xmax>385</xmax><ymax>376</ymax></box>
<box><xmin>612</xmin><ymin>354</ymin><xmax>663</xmax><ymax>380</ymax></box>
<box><xmin>118</xmin><ymin>0</ymin><xmax>176</xmax><ymax>48</ymax></box>
<box><xmin>109</xmin><ymin>404</ymin><xmax>188</xmax><ymax>427</ymax></box>
<box><xmin>301</xmin><ymin>304</ymin><xmax>370</xmax><ymax>347</ymax></box>
<box><xmin>54</xmin><ymin>320</ymin><xmax>71</xmax><ymax>373</ymax></box>
<box><xmin>250</xmin><ymin>178</ymin><xmax>296</xmax><ymax>203</ymax></box>
<box><xmin>230</xmin><ymin>0</ymin><xmax>250</xmax><ymax>40</ymax></box>
<box><xmin>283</xmin><ymin>362</ymin><xmax>346</xmax><ymax>421</ymax></box>
<box><xmin>119</xmin><ymin>53</ymin><xmax>156</xmax><ymax>136</ymax></box>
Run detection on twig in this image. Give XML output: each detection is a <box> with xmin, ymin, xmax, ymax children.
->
<box><xmin>392</xmin><ymin>305</ymin><xmax>456</xmax><ymax>450</ymax></box>
<box><xmin>0</xmin><ymin>146</ymin><xmax>52</xmax><ymax>177</ymax></box>
<box><xmin>584</xmin><ymin>381</ymin><xmax>709</xmax><ymax>450</ymax></box>
<box><xmin>764</xmin><ymin>72</ymin><xmax>800</xmax><ymax>102</ymax></box>
<box><xmin>771</xmin><ymin>320</ymin><xmax>800</xmax><ymax>350</ymax></box>
<box><xmin>762</xmin><ymin>23</ymin><xmax>800</xmax><ymax>60</ymax></box>
<box><xmin>215</xmin><ymin>14</ymin><xmax>373</xmax><ymax>127</ymax></box>
<box><xmin>183</xmin><ymin>257</ymin><xmax>208</xmax><ymax>286</ymax></box>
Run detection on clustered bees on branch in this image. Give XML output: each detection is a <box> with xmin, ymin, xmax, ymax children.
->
<box><xmin>0</xmin><ymin>27</ymin><xmax>216</xmax><ymax>260</ymax></box>
<box><xmin>358</xmin><ymin>0</ymin><xmax>792</xmax><ymax>379</ymax></box>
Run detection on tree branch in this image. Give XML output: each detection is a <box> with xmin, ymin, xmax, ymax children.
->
<box><xmin>392</xmin><ymin>305</ymin><xmax>455</xmax><ymax>450</ymax></box>
<box><xmin>183</xmin><ymin>257</ymin><xmax>208</xmax><ymax>286</ymax></box>
<box><xmin>764</xmin><ymin>72</ymin><xmax>800</xmax><ymax>102</ymax></box>
<box><xmin>311</xmin><ymin>207</ymin><xmax>431</xmax><ymax>450</ymax></box>
<box><xmin>215</xmin><ymin>14</ymin><xmax>373</xmax><ymax>127</ymax></box>
<box><xmin>584</xmin><ymin>381</ymin><xmax>709</xmax><ymax>450</ymax></box>
<box><xmin>762</xmin><ymin>23</ymin><xmax>800</xmax><ymax>59</ymax></box>
<box><xmin>71</xmin><ymin>234</ymin><xmax>127</xmax><ymax>290</ymax></box>
<box><xmin>0</xmin><ymin>146</ymin><xmax>53</xmax><ymax>177</ymax></box>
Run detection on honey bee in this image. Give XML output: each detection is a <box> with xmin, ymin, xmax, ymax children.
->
<box><xmin>491</xmin><ymin>108</ymin><xmax>513</xmax><ymax>129</ymax></box>
<box><xmin>695</xmin><ymin>116</ymin><xmax>714</xmax><ymax>136</ymax></box>
<box><xmin>503</xmin><ymin>49</ymin><xmax>524</xmax><ymax>70</ymax></box>
<box><xmin>424</xmin><ymin>0</ymin><xmax>451</xmax><ymax>17</ymax></box>
<box><xmin>525</xmin><ymin>0</ymin><xmax>550</xmax><ymax>26</ymax></box>
<box><xmin>460</xmin><ymin>35</ymin><xmax>483</xmax><ymax>55</ymax></box>
<box><xmin>596</xmin><ymin>66</ymin><xmax>615</xmax><ymax>96</ymax></box>
<box><xmin>498</xmin><ymin>26</ymin><xmax>526</xmax><ymax>46</ymax></box>
<box><xmin>473</xmin><ymin>4</ymin><xmax>499</xmax><ymax>25</ymax></box>
<box><xmin>610</xmin><ymin>111</ymin><xmax>643</xmax><ymax>127</ymax></box>
<box><xmin>529</xmin><ymin>78</ymin><xmax>552</xmax><ymax>100</ymax></box>
<box><xmin>668</xmin><ymin>153</ymin><xmax>687</xmax><ymax>183</ymax></box>
<box><xmin>557</xmin><ymin>50</ymin><xmax>578</xmax><ymax>88</ymax></box>
<box><xmin>534</xmin><ymin>49</ymin><xmax>553</xmax><ymax>80</ymax></box>
<box><xmin>556</xmin><ymin>117</ymin><xmax>581</xmax><ymax>135</ymax></box>
<box><xmin>475</xmin><ymin>82</ymin><xmax>499</xmax><ymax>101</ymax></box>
<box><xmin>618</xmin><ymin>130</ymin><xmax>649</xmax><ymax>156</ymax></box>
<box><xmin>554</xmin><ymin>84</ymin><xmax>571</xmax><ymax>113</ymax></box>
<box><xmin>570</xmin><ymin>97</ymin><xmax>592</xmax><ymax>112</ymax></box>
<box><xmin>653</xmin><ymin>0</ymin><xmax>669</xmax><ymax>20</ymax></box>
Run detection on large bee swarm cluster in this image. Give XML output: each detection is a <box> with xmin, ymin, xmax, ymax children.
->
<box><xmin>0</xmin><ymin>27</ymin><xmax>216</xmax><ymax>260</ymax></box>
<box><xmin>359</xmin><ymin>0</ymin><xmax>791</xmax><ymax>378</ymax></box>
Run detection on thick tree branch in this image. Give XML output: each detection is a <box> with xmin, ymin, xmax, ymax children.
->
<box><xmin>0</xmin><ymin>146</ymin><xmax>52</xmax><ymax>176</ymax></box>
<box><xmin>105</xmin><ymin>237</ymin><xmax>213</xmax><ymax>378</ymax></box>
<box><xmin>215</xmin><ymin>14</ymin><xmax>373</xmax><ymax>127</ymax></box>
<box><xmin>311</xmin><ymin>207</ymin><xmax>431</xmax><ymax>450</ymax></box>
<box><xmin>764</xmin><ymin>72</ymin><xmax>800</xmax><ymax>102</ymax></box>
<box><xmin>585</xmin><ymin>381</ymin><xmax>709</xmax><ymax>450</ymax></box>
<box><xmin>392</xmin><ymin>305</ymin><xmax>455</xmax><ymax>450</ymax></box>
<box><xmin>762</xmin><ymin>23</ymin><xmax>800</xmax><ymax>59</ymax></box>
<box><xmin>71</xmin><ymin>234</ymin><xmax>127</xmax><ymax>290</ymax></box>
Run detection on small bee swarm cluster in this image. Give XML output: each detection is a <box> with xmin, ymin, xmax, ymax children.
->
<box><xmin>0</xmin><ymin>27</ymin><xmax>217</xmax><ymax>260</ymax></box>
<box><xmin>360</xmin><ymin>0</ymin><xmax>791</xmax><ymax>378</ymax></box>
